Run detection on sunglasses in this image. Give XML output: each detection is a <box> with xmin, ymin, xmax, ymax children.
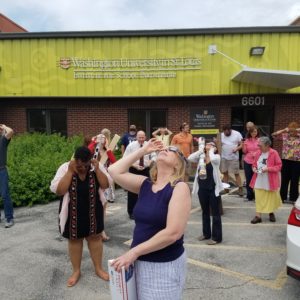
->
<box><xmin>167</xmin><ymin>146</ymin><xmax>187</xmax><ymax>164</ymax></box>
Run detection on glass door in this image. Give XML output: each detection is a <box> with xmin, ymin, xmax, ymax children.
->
<box><xmin>231</xmin><ymin>106</ymin><xmax>274</xmax><ymax>136</ymax></box>
<box><xmin>128</xmin><ymin>109</ymin><xmax>167</xmax><ymax>138</ymax></box>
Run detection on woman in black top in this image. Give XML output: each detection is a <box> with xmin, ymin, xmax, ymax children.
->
<box><xmin>188</xmin><ymin>142</ymin><xmax>223</xmax><ymax>245</ymax></box>
<box><xmin>51</xmin><ymin>146</ymin><xmax>109</xmax><ymax>287</ymax></box>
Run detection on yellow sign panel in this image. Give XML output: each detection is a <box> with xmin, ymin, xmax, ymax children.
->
<box><xmin>0</xmin><ymin>32</ymin><xmax>300</xmax><ymax>96</ymax></box>
<box><xmin>191</xmin><ymin>129</ymin><xmax>219</xmax><ymax>135</ymax></box>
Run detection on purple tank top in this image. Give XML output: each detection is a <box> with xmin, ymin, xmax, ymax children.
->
<box><xmin>131</xmin><ymin>179</ymin><xmax>184</xmax><ymax>262</ymax></box>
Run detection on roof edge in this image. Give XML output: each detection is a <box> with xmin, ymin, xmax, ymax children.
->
<box><xmin>0</xmin><ymin>13</ymin><xmax>27</xmax><ymax>32</ymax></box>
<box><xmin>0</xmin><ymin>26</ymin><xmax>300</xmax><ymax>39</ymax></box>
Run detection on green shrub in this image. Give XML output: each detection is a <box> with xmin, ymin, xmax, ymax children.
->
<box><xmin>2</xmin><ymin>133</ymin><xmax>82</xmax><ymax>207</ymax></box>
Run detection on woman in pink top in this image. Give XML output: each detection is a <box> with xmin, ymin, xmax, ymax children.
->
<box><xmin>242</xmin><ymin>126</ymin><xmax>260</xmax><ymax>201</ymax></box>
<box><xmin>249</xmin><ymin>137</ymin><xmax>282</xmax><ymax>224</ymax></box>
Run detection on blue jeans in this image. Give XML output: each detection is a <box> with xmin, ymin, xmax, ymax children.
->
<box><xmin>0</xmin><ymin>168</ymin><xmax>14</xmax><ymax>221</ymax></box>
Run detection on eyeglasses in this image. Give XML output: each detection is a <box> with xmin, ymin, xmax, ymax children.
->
<box><xmin>167</xmin><ymin>146</ymin><xmax>188</xmax><ymax>164</ymax></box>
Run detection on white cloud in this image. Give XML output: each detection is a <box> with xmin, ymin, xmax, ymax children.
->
<box><xmin>1</xmin><ymin>0</ymin><xmax>300</xmax><ymax>32</ymax></box>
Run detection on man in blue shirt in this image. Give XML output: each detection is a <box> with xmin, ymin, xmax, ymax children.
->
<box><xmin>0</xmin><ymin>124</ymin><xmax>14</xmax><ymax>228</ymax></box>
<box><xmin>120</xmin><ymin>124</ymin><xmax>137</xmax><ymax>156</ymax></box>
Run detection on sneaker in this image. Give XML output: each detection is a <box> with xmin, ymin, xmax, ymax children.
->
<box><xmin>207</xmin><ymin>239</ymin><xmax>218</xmax><ymax>245</ymax></box>
<box><xmin>198</xmin><ymin>235</ymin><xmax>209</xmax><ymax>241</ymax></box>
<box><xmin>251</xmin><ymin>216</ymin><xmax>262</xmax><ymax>224</ymax></box>
<box><xmin>5</xmin><ymin>219</ymin><xmax>14</xmax><ymax>228</ymax></box>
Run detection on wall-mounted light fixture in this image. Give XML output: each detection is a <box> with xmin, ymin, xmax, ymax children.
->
<box><xmin>249</xmin><ymin>47</ymin><xmax>265</xmax><ymax>56</ymax></box>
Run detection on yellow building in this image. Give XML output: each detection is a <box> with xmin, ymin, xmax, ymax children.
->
<box><xmin>0</xmin><ymin>26</ymin><xmax>299</xmax><ymax>144</ymax></box>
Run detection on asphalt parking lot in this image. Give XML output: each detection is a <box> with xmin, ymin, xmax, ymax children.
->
<box><xmin>1</xmin><ymin>188</ymin><xmax>300</xmax><ymax>300</ymax></box>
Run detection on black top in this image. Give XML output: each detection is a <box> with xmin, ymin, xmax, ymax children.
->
<box><xmin>62</xmin><ymin>171</ymin><xmax>104</xmax><ymax>239</ymax></box>
<box><xmin>131</xmin><ymin>179</ymin><xmax>184</xmax><ymax>262</ymax></box>
<box><xmin>198</xmin><ymin>162</ymin><xmax>215</xmax><ymax>191</ymax></box>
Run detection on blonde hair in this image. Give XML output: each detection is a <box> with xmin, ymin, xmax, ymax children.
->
<box><xmin>149</xmin><ymin>157</ymin><xmax>186</xmax><ymax>187</ymax></box>
<box><xmin>101</xmin><ymin>128</ymin><xmax>111</xmax><ymax>143</ymax></box>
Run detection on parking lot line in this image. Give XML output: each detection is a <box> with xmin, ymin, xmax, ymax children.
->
<box><xmin>188</xmin><ymin>221</ymin><xmax>286</xmax><ymax>227</ymax></box>
<box><xmin>187</xmin><ymin>258</ymin><xmax>287</xmax><ymax>290</ymax></box>
<box><xmin>122</xmin><ymin>241</ymin><xmax>288</xmax><ymax>290</ymax></box>
<box><xmin>190</xmin><ymin>206</ymin><xmax>291</xmax><ymax>213</ymax></box>
<box><xmin>185</xmin><ymin>243</ymin><xmax>286</xmax><ymax>253</ymax></box>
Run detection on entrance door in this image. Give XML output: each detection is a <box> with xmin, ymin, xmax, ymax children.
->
<box><xmin>231</xmin><ymin>106</ymin><xmax>274</xmax><ymax>136</ymax></box>
<box><xmin>128</xmin><ymin>109</ymin><xmax>167</xmax><ymax>138</ymax></box>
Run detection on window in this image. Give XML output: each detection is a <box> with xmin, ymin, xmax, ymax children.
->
<box><xmin>128</xmin><ymin>109</ymin><xmax>167</xmax><ymax>137</ymax></box>
<box><xmin>231</xmin><ymin>106</ymin><xmax>274</xmax><ymax>136</ymax></box>
<box><xmin>27</xmin><ymin>109</ymin><xmax>67</xmax><ymax>136</ymax></box>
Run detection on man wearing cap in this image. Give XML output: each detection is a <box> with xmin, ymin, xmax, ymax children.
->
<box><xmin>120</xmin><ymin>124</ymin><xmax>137</xmax><ymax>156</ymax></box>
<box><xmin>0</xmin><ymin>124</ymin><xmax>14</xmax><ymax>228</ymax></box>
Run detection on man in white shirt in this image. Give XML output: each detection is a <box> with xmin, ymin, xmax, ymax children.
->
<box><xmin>123</xmin><ymin>130</ymin><xmax>153</xmax><ymax>219</ymax></box>
<box><xmin>220</xmin><ymin>124</ymin><xmax>243</xmax><ymax>196</ymax></box>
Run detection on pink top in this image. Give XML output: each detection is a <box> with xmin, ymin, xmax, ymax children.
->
<box><xmin>250</xmin><ymin>148</ymin><xmax>282</xmax><ymax>191</ymax></box>
<box><xmin>243</xmin><ymin>138</ymin><xmax>259</xmax><ymax>164</ymax></box>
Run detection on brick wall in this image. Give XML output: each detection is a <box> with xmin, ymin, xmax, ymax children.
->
<box><xmin>0</xmin><ymin>94</ymin><xmax>299</xmax><ymax>153</ymax></box>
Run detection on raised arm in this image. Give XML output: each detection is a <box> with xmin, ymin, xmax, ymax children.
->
<box><xmin>92</xmin><ymin>159</ymin><xmax>109</xmax><ymax>189</ymax></box>
<box><xmin>111</xmin><ymin>182</ymin><xmax>191</xmax><ymax>271</ymax></box>
<box><xmin>50</xmin><ymin>162</ymin><xmax>73</xmax><ymax>196</ymax></box>
<box><xmin>108</xmin><ymin>139</ymin><xmax>164</xmax><ymax>194</ymax></box>
<box><xmin>166</xmin><ymin>128</ymin><xmax>173</xmax><ymax>136</ymax></box>
<box><xmin>271</xmin><ymin>127</ymin><xmax>288</xmax><ymax>137</ymax></box>
<box><xmin>209</xmin><ymin>148</ymin><xmax>220</xmax><ymax>165</ymax></box>
<box><xmin>187</xmin><ymin>150</ymin><xmax>201</xmax><ymax>163</ymax></box>
<box><xmin>0</xmin><ymin>124</ymin><xmax>14</xmax><ymax>140</ymax></box>
<box><xmin>152</xmin><ymin>128</ymin><xmax>160</xmax><ymax>138</ymax></box>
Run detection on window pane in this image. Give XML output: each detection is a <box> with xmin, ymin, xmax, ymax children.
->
<box><xmin>231</xmin><ymin>107</ymin><xmax>244</xmax><ymax>133</ymax></box>
<box><xmin>150</xmin><ymin>111</ymin><xmax>167</xmax><ymax>133</ymax></box>
<box><xmin>28</xmin><ymin>110</ymin><xmax>47</xmax><ymax>133</ymax></box>
<box><xmin>246</xmin><ymin>108</ymin><xmax>273</xmax><ymax>136</ymax></box>
<box><xmin>128</xmin><ymin>110</ymin><xmax>147</xmax><ymax>132</ymax></box>
<box><xmin>50</xmin><ymin>110</ymin><xmax>67</xmax><ymax>136</ymax></box>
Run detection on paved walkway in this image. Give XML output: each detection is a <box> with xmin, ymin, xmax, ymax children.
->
<box><xmin>0</xmin><ymin>188</ymin><xmax>300</xmax><ymax>300</ymax></box>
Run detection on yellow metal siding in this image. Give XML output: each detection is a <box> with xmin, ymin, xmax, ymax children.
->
<box><xmin>0</xmin><ymin>32</ymin><xmax>299</xmax><ymax>97</ymax></box>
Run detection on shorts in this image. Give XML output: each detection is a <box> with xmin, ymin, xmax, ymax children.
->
<box><xmin>220</xmin><ymin>159</ymin><xmax>239</xmax><ymax>174</ymax></box>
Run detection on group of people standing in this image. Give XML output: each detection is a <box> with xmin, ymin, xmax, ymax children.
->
<box><xmin>1</xmin><ymin>119</ymin><xmax>299</xmax><ymax>299</ymax></box>
<box><xmin>219</xmin><ymin>121</ymin><xmax>300</xmax><ymax>224</ymax></box>
<box><xmin>49</xmin><ymin>123</ymin><xmax>192</xmax><ymax>298</ymax></box>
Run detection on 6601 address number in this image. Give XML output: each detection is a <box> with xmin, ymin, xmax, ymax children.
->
<box><xmin>241</xmin><ymin>96</ymin><xmax>265</xmax><ymax>106</ymax></box>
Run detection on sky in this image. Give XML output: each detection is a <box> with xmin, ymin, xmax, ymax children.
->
<box><xmin>1</xmin><ymin>0</ymin><xmax>300</xmax><ymax>32</ymax></box>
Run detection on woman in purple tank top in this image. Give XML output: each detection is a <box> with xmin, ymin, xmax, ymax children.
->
<box><xmin>108</xmin><ymin>139</ymin><xmax>191</xmax><ymax>300</ymax></box>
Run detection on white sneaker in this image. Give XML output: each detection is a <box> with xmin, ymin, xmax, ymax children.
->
<box><xmin>5</xmin><ymin>219</ymin><xmax>14</xmax><ymax>228</ymax></box>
